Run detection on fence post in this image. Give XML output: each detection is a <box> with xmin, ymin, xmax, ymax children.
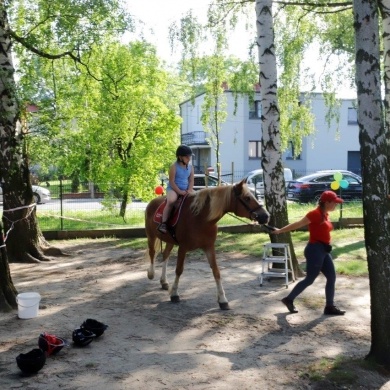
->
<box><xmin>60</xmin><ymin>178</ymin><xmax>63</xmax><ymax>231</ymax></box>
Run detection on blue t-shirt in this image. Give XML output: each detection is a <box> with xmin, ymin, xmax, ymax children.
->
<box><xmin>167</xmin><ymin>162</ymin><xmax>191</xmax><ymax>191</ymax></box>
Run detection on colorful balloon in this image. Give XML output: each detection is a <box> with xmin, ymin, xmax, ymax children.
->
<box><xmin>333</xmin><ymin>172</ymin><xmax>343</xmax><ymax>182</ymax></box>
<box><xmin>331</xmin><ymin>181</ymin><xmax>340</xmax><ymax>190</ymax></box>
<box><xmin>155</xmin><ymin>185</ymin><xmax>164</xmax><ymax>195</ymax></box>
<box><xmin>340</xmin><ymin>180</ymin><xmax>349</xmax><ymax>189</ymax></box>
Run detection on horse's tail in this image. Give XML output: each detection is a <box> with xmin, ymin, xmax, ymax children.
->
<box><xmin>144</xmin><ymin>236</ymin><xmax>159</xmax><ymax>261</ymax></box>
<box><xmin>153</xmin><ymin>237</ymin><xmax>162</xmax><ymax>259</ymax></box>
<box><xmin>145</xmin><ymin>235</ymin><xmax>162</xmax><ymax>280</ymax></box>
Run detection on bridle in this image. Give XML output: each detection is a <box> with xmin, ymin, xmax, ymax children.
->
<box><xmin>233</xmin><ymin>185</ymin><xmax>267</xmax><ymax>222</ymax></box>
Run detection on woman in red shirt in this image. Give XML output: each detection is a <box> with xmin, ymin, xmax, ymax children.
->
<box><xmin>272</xmin><ymin>191</ymin><xmax>346</xmax><ymax>315</ymax></box>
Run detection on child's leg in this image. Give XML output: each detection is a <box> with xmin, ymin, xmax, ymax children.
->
<box><xmin>162</xmin><ymin>190</ymin><xmax>178</xmax><ymax>223</ymax></box>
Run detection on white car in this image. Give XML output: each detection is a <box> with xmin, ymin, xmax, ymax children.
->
<box><xmin>0</xmin><ymin>185</ymin><xmax>51</xmax><ymax>204</ymax></box>
<box><xmin>243</xmin><ymin>168</ymin><xmax>293</xmax><ymax>199</ymax></box>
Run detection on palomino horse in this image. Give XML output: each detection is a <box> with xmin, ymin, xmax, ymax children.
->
<box><xmin>144</xmin><ymin>180</ymin><xmax>269</xmax><ymax>310</ymax></box>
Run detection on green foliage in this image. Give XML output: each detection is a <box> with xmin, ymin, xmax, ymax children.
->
<box><xmin>9</xmin><ymin>0</ymin><xmax>131</xmax><ymax>56</ymax></box>
<box><xmin>202</xmin><ymin>1</ymin><xmax>357</xmax><ymax>157</ymax></box>
<box><xmin>18</xmin><ymin>38</ymin><xmax>183</xmax><ymax>205</ymax></box>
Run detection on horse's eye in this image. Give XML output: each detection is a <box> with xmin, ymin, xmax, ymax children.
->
<box><xmin>244</xmin><ymin>195</ymin><xmax>252</xmax><ymax>203</ymax></box>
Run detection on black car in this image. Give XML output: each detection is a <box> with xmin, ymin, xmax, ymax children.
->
<box><xmin>287</xmin><ymin>170</ymin><xmax>362</xmax><ymax>203</ymax></box>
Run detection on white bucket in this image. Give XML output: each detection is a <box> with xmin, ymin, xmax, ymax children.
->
<box><xmin>16</xmin><ymin>292</ymin><xmax>41</xmax><ymax>319</ymax></box>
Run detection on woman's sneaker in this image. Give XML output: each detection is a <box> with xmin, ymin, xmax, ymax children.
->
<box><xmin>281</xmin><ymin>297</ymin><xmax>298</xmax><ymax>313</ymax></box>
<box><xmin>324</xmin><ymin>305</ymin><xmax>345</xmax><ymax>315</ymax></box>
<box><xmin>158</xmin><ymin>223</ymin><xmax>167</xmax><ymax>234</ymax></box>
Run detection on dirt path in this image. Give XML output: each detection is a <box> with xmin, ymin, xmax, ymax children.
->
<box><xmin>0</xmin><ymin>238</ymin><xmax>389</xmax><ymax>389</ymax></box>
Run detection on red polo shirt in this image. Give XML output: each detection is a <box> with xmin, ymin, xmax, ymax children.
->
<box><xmin>306</xmin><ymin>207</ymin><xmax>333</xmax><ymax>244</ymax></box>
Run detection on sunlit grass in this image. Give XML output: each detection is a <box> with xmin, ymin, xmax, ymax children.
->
<box><xmin>37</xmin><ymin>201</ymin><xmax>363</xmax><ymax>231</ymax></box>
<box><xmin>214</xmin><ymin>228</ymin><xmax>367</xmax><ymax>275</ymax></box>
<box><xmin>36</xmin><ymin>199</ymin><xmax>368</xmax><ymax>277</ymax></box>
<box><xmin>300</xmin><ymin>355</ymin><xmax>359</xmax><ymax>384</ymax></box>
<box><xmin>37</xmin><ymin>210</ymin><xmax>145</xmax><ymax>231</ymax></box>
<box><xmin>92</xmin><ymin>227</ymin><xmax>367</xmax><ymax>277</ymax></box>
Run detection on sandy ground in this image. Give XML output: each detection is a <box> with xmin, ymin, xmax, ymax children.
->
<box><xmin>0</xmin><ymin>238</ymin><xmax>389</xmax><ymax>390</ymax></box>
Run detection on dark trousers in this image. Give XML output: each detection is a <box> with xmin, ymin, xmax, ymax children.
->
<box><xmin>286</xmin><ymin>242</ymin><xmax>336</xmax><ymax>306</ymax></box>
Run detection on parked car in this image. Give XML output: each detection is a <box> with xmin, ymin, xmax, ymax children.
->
<box><xmin>0</xmin><ymin>185</ymin><xmax>51</xmax><ymax>204</ymax></box>
<box><xmin>243</xmin><ymin>168</ymin><xmax>293</xmax><ymax>199</ymax></box>
<box><xmin>286</xmin><ymin>170</ymin><xmax>362</xmax><ymax>203</ymax></box>
<box><xmin>193</xmin><ymin>174</ymin><xmax>229</xmax><ymax>191</ymax></box>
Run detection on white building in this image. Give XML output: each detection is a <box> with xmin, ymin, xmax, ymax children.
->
<box><xmin>179</xmin><ymin>90</ymin><xmax>360</xmax><ymax>181</ymax></box>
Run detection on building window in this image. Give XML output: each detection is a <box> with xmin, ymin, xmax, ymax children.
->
<box><xmin>348</xmin><ymin>107</ymin><xmax>358</xmax><ymax>124</ymax></box>
<box><xmin>249</xmin><ymin>100</ymin><xmax>261</xmax><ymax>119</ymax></box>
<box><xmin>249</xmin><ymin>141</ymin><xmax>261</xmax><ymax>159</ymax></box>
<box><xmin>285</xmin><ymin>141</ymin><xmax>301</xmax><ymax>160</ymax></box>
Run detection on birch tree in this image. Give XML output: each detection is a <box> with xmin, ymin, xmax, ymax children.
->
<box><xmin>0</xmin><ymin>0</ymin><xmax>130</xmax><ymax>311</ymax></box>
<box><xmin>354</xmin><ymin>0</ymin><xmax>390</xmax><ymax>368</ymax></box>
<box><xmin>254</xmin><ymin>0</ymin><xmax>302</xmax><ymax>275</ymax></box>
<box><xmin>207</xmin><ymin>0</ymin><xmax>390</xmax><ymax>365</ymax></box>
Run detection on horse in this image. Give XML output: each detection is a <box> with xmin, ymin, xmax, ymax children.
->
<box><xmin>144</xmin><ymin>179</ymin><xmax>270</xmax><ymax>310</ymax></box>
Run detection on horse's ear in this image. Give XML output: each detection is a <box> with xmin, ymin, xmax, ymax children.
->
<box><xmin>234</xmin><ymin>179</ymin><xmax>246</xmax><ymax>194</ymax></box>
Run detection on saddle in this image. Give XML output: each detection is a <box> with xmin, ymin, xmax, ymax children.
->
<box><xmin>153</xmin><ymin>194</ymin><xmax>188</xmax><ymax>228</ymax></box>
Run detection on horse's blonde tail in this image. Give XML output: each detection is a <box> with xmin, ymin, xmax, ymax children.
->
<box><xmin>146</xmin><ymin>236</ymin><xmax>162</xmax><ymax>280</ymax></box>
<box><xmin>154</xmin><ymin>237</ymin><xmax>163</xmax><ymax>261</ymax></box>
<box><xmin>144</xmin><ymin>237</ymin><xmax>161</xmax><ymax>262</ymax></box>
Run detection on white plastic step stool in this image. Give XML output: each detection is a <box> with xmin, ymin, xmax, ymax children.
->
<box><xmin>259</xmin><ymin>243</ymin><xmax>295</xmax><ymax>288</ymax></box>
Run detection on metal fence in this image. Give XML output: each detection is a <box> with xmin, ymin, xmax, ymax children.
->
<box><xmin>24</xmin><ymin>178</ymin><xmax>362</xmax><ymax>231</ymax></box>
<box><xmin>0</xmin><ymin>176</ymin><xmax>363</xmax><ymax>232</ymax></box>
<box><xmin>26</xmin><ymin>181</ymin><xmax>148</xmax><ymax>231</ymax></box>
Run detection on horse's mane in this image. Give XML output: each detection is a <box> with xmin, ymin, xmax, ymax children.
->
<box><xmin>190</xmin><ymin>186</ymin><xmax>231</xmax><ymax>220</ymax></box>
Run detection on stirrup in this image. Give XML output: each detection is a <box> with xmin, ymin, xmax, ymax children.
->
<box><xmin>158</xmin><ymin>223</ymin><xmax>167</xmax><ymax>234</ymax></box>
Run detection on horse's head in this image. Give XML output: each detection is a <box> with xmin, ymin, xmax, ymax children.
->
<box><xmin>233</xmin><ymin>180</ymin><xmax>270</xmax><ymax>225</ymax></box>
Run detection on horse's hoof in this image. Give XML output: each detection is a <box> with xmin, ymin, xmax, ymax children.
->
<box><xmin>171</xmin><ymin>295</ymin><xmax>180</xmax><ymax>303</ymax></box>
<box><xmin>161</xmin><ymin>283</ymin><xmax>169</xmax><ymax>290</ymax></box>
<box><xmin>219</xmin><ymin>302</ymin><xmax>231</xmax><ymax>310</ymax></box>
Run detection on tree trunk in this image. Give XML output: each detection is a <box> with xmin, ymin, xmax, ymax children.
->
<box><xmin>354</xmin><ymin>0</ymin><xmax>390</xmax><ymax>368</ymax></box>
<box><xmin>119</xmin><ymin>189</ymin><xmax>129</xmax><ymax>219</ymax></box>
<box><xmin>255</xmin><ymin>0</ymin><xmax>303</xmax><ymax>277</ymax></box>
<box><xmin>0</xmin><ymin>222</ymin><xmax>17</xmax><ymax>311</ymax></box>
<box><xmin>0</xmin><ymin>7</ymin><xmax>54</xmax><ymax>264</ymax></box>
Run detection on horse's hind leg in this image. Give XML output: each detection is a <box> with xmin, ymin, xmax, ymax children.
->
<box><xmin>205</xmin><ymin>248</ymin><xmax>230</xmax><ymax>310</ymax></box>
<box><xmin>160</xmin><ymin>243</ymin><xmax>174</xmax><ymax>290</ymax></box>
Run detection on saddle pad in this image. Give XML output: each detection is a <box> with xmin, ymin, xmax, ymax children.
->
<box><xmin>153</xmin><ymin>200</ymin><xmax>166</xmax><ymax>224</ymax></box>
<box><xmin>153</xmin><ymin>194</ymin><xmax>188</xmax><ymax>227</ymax></box>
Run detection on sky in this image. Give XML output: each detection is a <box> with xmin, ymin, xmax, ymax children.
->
<box><xmin>124</xmin><ymin>1</ymin><xmax>356</xmax><ymax>98</ymax></box>
<box><xmin>125</xmin><ymin>0</ymin><xmax>254</xmax><ymax>62</ymax></box>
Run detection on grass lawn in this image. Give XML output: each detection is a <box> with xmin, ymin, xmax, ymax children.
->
<box><xmin>87</xmin><ymin>227</ymin><xmax>367</xmax><ymax>278</ymax></box>
<box><xmin>214</xmin><ymin>227</ymin><xmax>367</xmax><ymax>276</ymax></box>
<box><xmin>36</xmin><ymin>200</ymin><xmax>363</xmax><ymax>230</ymax></box>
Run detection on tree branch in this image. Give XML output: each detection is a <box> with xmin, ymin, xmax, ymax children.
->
<box><xmin>9</xmin><ymin>30</ymin><xmax>80</xmax><ymax>61</ymax></box>
<box><xmin>219</xmin><ymin>0</ymin><xmax>352</xmax><ymax>8</ymax></box>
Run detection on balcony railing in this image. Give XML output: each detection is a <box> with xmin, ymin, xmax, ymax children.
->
<box><xmin>181</xmin><ymin>131</ymin><xmax>210</xmax><ymax>146</ymax></box>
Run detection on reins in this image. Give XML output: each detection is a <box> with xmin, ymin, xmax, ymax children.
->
<box><xmin>226</xmin><ymin>212</ymin><xmax>254</xmax><ymax>225</ymax></box>
<box><xmin>233</xmin><ymin>185</ymin><xmax>265</xmax><ymax>222</ymax></box>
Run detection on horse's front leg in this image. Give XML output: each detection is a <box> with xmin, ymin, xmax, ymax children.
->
<box><xmin>160</xmin><ymin>243</ymin><xmax>174</xmax><ymax>290</ymax></box>
<box><xmin>169</xmin><ymin>246</ymin><xmax>187</xmax><ymax>303</ymax></box>
<box><xmin>205</xmin><ymin>247</ymin><xmax>230</xmax><ymax>310</ymax></box>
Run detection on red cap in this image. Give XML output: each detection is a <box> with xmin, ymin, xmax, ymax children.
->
<box><xmin>320</xmin><ymin>191</ymin><xmax>343</xmax><ymax>203</ymax></box>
